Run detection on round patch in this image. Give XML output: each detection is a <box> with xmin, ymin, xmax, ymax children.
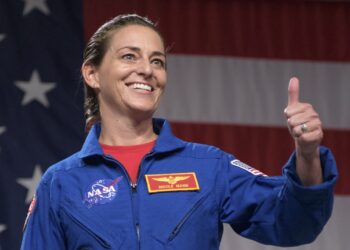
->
<box><xmin>83</xmin><ymin>177</ymin><xmax>123</xmax><ymax>208</ymax></box>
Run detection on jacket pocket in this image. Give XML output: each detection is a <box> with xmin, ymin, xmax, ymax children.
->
<box><xmin>62</xmin><ymin>208</ymin><xmax>113</xmax><ymax>249</ymax></box>
<box><xmin>167</xmin><ymin>192</ymin><xmax>211</xmax><ymax>242</ymax></box>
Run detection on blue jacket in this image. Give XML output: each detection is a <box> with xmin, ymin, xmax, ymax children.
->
<box><xmin>21</xmin><ymin>118</ymin><xmax>338</xmax><ymax>250</ymax></box>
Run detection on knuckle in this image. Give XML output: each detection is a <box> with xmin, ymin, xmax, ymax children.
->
<box><xmin>293</xmin><ymin>127</ymin><xmax>300</xmax><ymax>137</ymax></box>
<box><xmin>284</xmin><ymin>108</ymin><xmax>291</xmax><ymax>118</ymax></box>
<box><xmin>312</xmin><ymin>112</ymin><xmax>320</xmax><ymax>120</ymax></box>
<box><xmin>306</xmin><ymin>103</ymin><xmax>313</xmax><ymax>109</ymax></box>
<box><xmin>303</xmin><ymin>103</ymin><xmax>312</xmax><ymax>111</ymax></box>
<box><xmin>299</xmin><ymin>133</ymin><xmax>308</xmax><ymax>141</ymax></box>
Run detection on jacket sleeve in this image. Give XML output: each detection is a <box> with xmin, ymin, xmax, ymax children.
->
<box><xmin>21</xmin><ymin>173</ymin><xmax>65</xmax><ymax>250</ymax></box>
<box><xmin>217</xmin><ymin>146</ymin><xmax>338</xmax><ymax>246</ymax></box>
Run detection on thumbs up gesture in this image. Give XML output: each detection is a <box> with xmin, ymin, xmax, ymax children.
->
<box><xmin>284</xmin><ymin>77</ymin><xmax>323</xmax><ymax>185</ymax></box>
<box><xmin>284</xmin><ymin>77</ymin><xmax>323</xmax><ymax>155</ymax></box>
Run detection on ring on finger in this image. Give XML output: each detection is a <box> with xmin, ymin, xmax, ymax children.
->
<box><xmin>300</xmin><ymin>123</ymin><xmax>308</xmax><ymax>133</ymax></box>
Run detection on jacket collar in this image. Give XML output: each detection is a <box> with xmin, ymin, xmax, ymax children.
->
<box><xmin>77</xmin><ymin>118</ymin><xmax>185</xmax><ymax>159</ymax></box>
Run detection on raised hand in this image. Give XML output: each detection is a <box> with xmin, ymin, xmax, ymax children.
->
<box><xmin>284</xmin><ymin>77</ymin><xmax>323</xmax><ymax>157</ymax></box>
<box><xmin>284</xmin><ymin>77</ymin><xmax>323</xmax><ymax>185</ymax></box>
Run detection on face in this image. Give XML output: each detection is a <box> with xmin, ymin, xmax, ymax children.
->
<box><xmin>86</xmin><ymin>24</ymin><xmax>167</xmax><ymax>119</ymax></box>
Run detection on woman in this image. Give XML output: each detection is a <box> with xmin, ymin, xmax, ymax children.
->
<box><xmin>21</xmin><ymin>14</ymin><xmax>337</xmax><ymax>250</ymax></box>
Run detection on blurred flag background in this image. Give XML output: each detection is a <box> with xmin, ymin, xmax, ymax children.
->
<box><xmin>1</xmin><ymin>0</ymin><xmax>349</xmax><ymax>249</ymax></box>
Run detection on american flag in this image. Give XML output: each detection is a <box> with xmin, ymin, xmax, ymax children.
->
<box><xmin>0</xmin><ymin>1</ymin><xmax>84</xmax><ymax>249</ymax></box>
<box><xmin>1</xmin><ymin>1</ymin><xmax>350</xmax><ymax>250</ymax></box>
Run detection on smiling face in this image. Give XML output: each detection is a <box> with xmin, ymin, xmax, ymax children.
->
<box><xmin>83</xmin><ymin>24</ymin><xmax>167</xmax><ymax>121</ymax></box>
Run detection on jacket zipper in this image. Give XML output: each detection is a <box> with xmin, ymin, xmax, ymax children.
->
<box><xmin>104</xmin><ymin>156</ymin><xmax>140</xmax><ymax>248</ymax></box>
<box><xmin>105</xmin><ymin>152</ymin><xmax>155</xmax><ymax>249</ymax></box>
<box><xmin>131</xmin><ymin>182</ymin><xmax>140</xmax><ymax>248</ymax></box>
<box><xmin>131</xmin><ymin>152</ymin><xmax>155</xmax><ymax>249</ymax></box>
<box><xmin>168</xmin><ymin>194</ymin><xmax>209</xmax><ymax>242</ymax></box>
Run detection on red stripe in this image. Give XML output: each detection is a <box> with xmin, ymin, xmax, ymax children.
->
<box><xmin>170</xmin><ymin>121</ymin><xmax>350</xmax><ymax>195</ymax></box>
<box><xmin>83</xmin><ymin>0</ymin><xmax>350</xmax><ymax>61</ymax></box>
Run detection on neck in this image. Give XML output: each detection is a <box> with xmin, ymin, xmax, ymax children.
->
<box><xmin>99</xmin><ymin>112</ymin><xmax>157</xmax><ymax>146</ymax></box>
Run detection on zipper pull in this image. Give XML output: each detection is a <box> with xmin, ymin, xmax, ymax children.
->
<box><xmin>136</xmin><ymin>223</ymin><xmax>140</xmax><ymax>241</ymax></box>
<box><xmin>131</xmin><ymin>183</ymin><xmax>137</xmax><ymax>192</ymax></box>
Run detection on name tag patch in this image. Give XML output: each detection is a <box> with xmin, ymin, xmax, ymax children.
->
<box><xmin>145</xmin><ymin>172</ymin><xmax>200</xmax><ymax>193</ymax></box>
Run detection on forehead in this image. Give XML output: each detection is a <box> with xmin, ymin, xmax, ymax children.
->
<box><xmin>108</xmin><ymin>24</ymin><xmax>165</xmax><ymax>52</ymax></box>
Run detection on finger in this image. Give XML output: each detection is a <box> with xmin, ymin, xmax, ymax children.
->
<box><xmin>296</xmin><ymin>128</ymin><xmax>323</xmax><ymax>146</ymax></box>
<box><xmin>289</xmin><ymin>119</ymin><xmax>322</xmax><ymax>138</ymax></box>
<box><xmin>284</xmin><ymin>102</ymin><xmax>318</xmax><ymax>119</ymax></box>
<box><xmin>286</xmin><ymin>108</ymin><xmax>319</xmax><ymax>127</ymax></box>
<box><xmin>288</xmin><ymin>77</ymin><xmax>300</xmax><ymax>106</ymax></box>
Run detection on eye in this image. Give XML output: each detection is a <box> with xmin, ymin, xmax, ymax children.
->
<box><xmin>151</xmin><ymin>58</ymin><xmax>166</xmax><ymax>68</ymax></box>
<box><xmin>121</xmin><ymin>53</ymin><xmax>136</xmax><ymax>61</ymax></box>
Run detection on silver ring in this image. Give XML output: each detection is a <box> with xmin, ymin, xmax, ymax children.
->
<box><xmin>301</xmin><ymin>123</ymin><xmax>308</xmax><ymax>133</ymax></box>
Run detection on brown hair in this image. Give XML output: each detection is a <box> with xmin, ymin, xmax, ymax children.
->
<box><xmin>82</xmin><ymin>14</ymin><xmax>164</xmax><ymax>131</ymax></box>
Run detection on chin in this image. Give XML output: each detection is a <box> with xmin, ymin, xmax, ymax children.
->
<box><xmin>128</xmin><ymin>104</ymin><xmax>157</xmax><ymax>116</ymax></box>
<box><xmin>130</xmin><ymin>100</ymin><xmax>159</xmax><ymax>110</ymax></box>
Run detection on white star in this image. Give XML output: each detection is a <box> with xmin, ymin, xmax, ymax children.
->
<box><xmin>0</xmin><ymin>224</ymin><xmax>6</xmax><ymax>234</ymax></box>
<box><xmin>0</xmin><ymin>33</ymin><xmax>6</xmax><ymax>42</ymax></box>
<box><xmin>23</xmin><ymin>0</ymin><xmax>50</xmax><ymax>16</ymax></box>
<box><xmin>0</xmin><ymin>126</ymin><xmax>6</xmax><ymax>136</ymax></box>
<box><xmin>17</xmin><ymin>165</ymin><xmax>42</xmax><ymax>204</ymax></box>
<box><xmin>15</xmin><ymin>70</ymin><xmax>56</xmax><ymax>108</ymax></box>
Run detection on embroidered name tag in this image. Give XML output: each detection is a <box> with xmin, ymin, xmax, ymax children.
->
<box><xmin>145</xmin><ymin>172</ymin><xmax>200</xmax><ymax>193</ymax></box>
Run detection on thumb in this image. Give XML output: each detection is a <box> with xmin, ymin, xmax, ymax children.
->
<box><xmin>288</xmin><ymin>77</ymin><xmax>300</xmax><ymax>105</ymax></box>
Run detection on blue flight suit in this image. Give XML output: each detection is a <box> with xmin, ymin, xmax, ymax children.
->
<box><xmin>21</xmin><ymin>118</ymin><xmax>338</xmax><ymax>250</ymax></box>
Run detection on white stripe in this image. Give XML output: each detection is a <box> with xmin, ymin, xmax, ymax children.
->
<box><xmin>156</xmin><ymin>55</ymin><xmax>350</xmax><ymax>129</ymax></box>
<box><xmin>220</xmin><ymin>195</ymin><xmax>350</xmax><ymax>250</ymax></box>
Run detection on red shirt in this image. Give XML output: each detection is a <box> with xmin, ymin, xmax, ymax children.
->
<box><xmin>100</xmin><ymin>140</ymin><xmax>155</xmax><ymax>184</ymax></box>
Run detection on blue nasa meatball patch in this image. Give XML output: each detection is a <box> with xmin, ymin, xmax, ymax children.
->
<box><xmin>83</xmin><ymin>177</ymin><xmax>123</xmax><ymax>208</ymax></box>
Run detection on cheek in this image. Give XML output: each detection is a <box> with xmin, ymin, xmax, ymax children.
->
<box><xmin>113</xmin><ymin>68</ymin><xmax>132</xmax><ymax>84</ymax></box>
<box><xmin>101</xmin><ymin>63</ymin><xmax>133</xmax><ymax>82</ymax></box>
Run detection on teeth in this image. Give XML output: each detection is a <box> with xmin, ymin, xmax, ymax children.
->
<box><xmin>130</xmin><ymin>83</ymin><xmax>152</xmax><ymax>91</ymax></box>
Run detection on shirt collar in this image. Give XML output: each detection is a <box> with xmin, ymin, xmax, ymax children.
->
<box><xmin>77</xmin><ymin>118</ymin><xmax>185</xmax><ymax>159</ymax></box>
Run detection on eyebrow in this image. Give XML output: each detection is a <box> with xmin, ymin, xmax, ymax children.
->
<box><xmin>115</xmin><ymin>46</ymin><xmax>166</xmax><ymax>58</ymax></box>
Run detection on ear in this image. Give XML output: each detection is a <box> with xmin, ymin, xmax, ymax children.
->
<box><xmin>82</xmin><ymin>63</ymin><xmax>100</xmax><ymax>89</ymax></box>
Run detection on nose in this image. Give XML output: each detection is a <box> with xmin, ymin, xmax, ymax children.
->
<box><xmin>136</xmin><ymin>58</ymin><xmax>153</xmax><ymax>78</ymax></box>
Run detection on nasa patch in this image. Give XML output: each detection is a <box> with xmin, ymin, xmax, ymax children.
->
<box><xmin>83</xmin><ymin>177</ymin><xmax>123</xmax><ymax>208</ymax></box>
<box><xmin>230</xmin><ymin>159</ymin><xmax>268</xmax><ymax>177</ymax></box>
